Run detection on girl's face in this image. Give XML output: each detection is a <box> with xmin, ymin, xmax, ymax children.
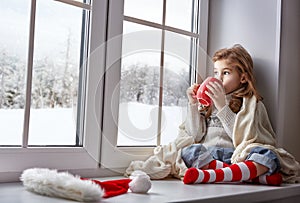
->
<box><xmin>213</xmin><ymin>59</ymin><xmax>245</xmax><ymax>94</ymax></box>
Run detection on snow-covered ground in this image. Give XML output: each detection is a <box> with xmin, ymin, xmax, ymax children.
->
<box><xmin>0</xmin><ymin>108</ymin><xmax>76</xmax><ymax>145</ymax></box>
<box><xmin>117</xmin><ymin>102</ymin><xmax>187</xmax><ymax>146</ymax></box>
<box><xmin>0</xmin><ymin>102</ymin><xmax>187</xmax><ymax>146</ymax></box>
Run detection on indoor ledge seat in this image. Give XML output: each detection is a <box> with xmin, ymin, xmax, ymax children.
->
<box><xmin>0</xmin><ymin>178</ymin><xmax>300</xmax><ymax>203</ymax></box>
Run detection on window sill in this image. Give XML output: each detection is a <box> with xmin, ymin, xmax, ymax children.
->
<box><xmin>1</xmin><ymin>177</ymin><xmax>300</xmax><ymax>203</ymax></box>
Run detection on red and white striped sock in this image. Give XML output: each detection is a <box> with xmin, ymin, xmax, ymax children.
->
<box><xmin>207</xmin><ymin>160</ymin><xmax>230</xmax><ymax>169</ymax></box>
<box><xmin>249</xmin><ymin>173</ymin><xmax>282</xmax><ymax>186</ymax></box>
<box><xmin>183</xmin><ymin>161</ymin><xmax>257</xmax><ymax>184</ymax></box>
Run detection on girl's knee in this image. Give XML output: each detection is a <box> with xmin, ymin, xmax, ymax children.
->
<box><xmin>181</xmin><ymin>144</ymin><xmax>213</xmax><ymax>168</ymax></box>
<box><xmin>246</xmin><ymin>147</ymin><xmax>281</xmax><ymax>174</ymax></box>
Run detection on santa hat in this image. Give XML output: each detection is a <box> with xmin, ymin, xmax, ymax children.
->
<box><xmin>20</xmin><ymin>168</ymin><xmax>151</xmax><ymax>202</ymax></box>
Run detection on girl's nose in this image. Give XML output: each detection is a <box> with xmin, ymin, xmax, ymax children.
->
<box><xmin>216</xmin><ymin>75</ymin><xmax>222</xmax><ymax>81</ymax></box>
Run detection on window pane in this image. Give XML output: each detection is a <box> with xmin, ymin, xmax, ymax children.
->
<box><xmin>165</xmin><ymin>0</ymin><xmax>195</xmax><ymax>32</ymax></box>
<box><xmin>28</xmin><ymin>0</ymin><xmax>83</xmax><ymax>145</ymax></box>
<box><xmin>161</xmin><ymin>32</ymin><xmax>191</xmax><ymax>145</ymax></box>
<box><xmin>0</xmin><ymin>0</ymin><xmax>30</xmax><ymax>145</ymax></box>
<box><xmin>124</xmin><ymin>0</ymin><xmax>163</xmax><ymax>24</ymax></box>
<box><xmin>117</xmin><ymin>22</ymin><xmax>162</xmax><ymax>146</ymax></box>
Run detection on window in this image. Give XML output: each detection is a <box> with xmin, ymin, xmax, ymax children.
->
<box><xmin>0</xmin><ymin>0</ymin><xmax>100</xmax><ymax>180</ymax></box>
<box><xmin>0</xmin><ymin>0</ymin><xmax>88</xmax><ymax>146</ymax></box>
<box><xmin>118</xmin><ymin>0</ymin><xmax>206</xmax><ymax>146</ymax></box>
<box><xmin>0</xmin><ymin>0</ymin><xmax>208</xmax><ymax>181</ymax></box>
<box><xmin>0</xmin><ymin>0</ymin><xmax>30</xmax><ymax>146</ymax></box>
<box><xmin>101</xmin><ymin>0</ymin><xmax>208</xmax><ymax>169</ymax></box>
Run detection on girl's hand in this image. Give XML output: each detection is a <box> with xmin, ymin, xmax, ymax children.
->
<box><xmin>186</xmin><ymin>83</ymin><xmax>200</xmax><ymax>104</ymax></box>
<box><xmin>205</xmin><ymin>81</ymin><xmax>226</xmax><ymax>111</ymax></box>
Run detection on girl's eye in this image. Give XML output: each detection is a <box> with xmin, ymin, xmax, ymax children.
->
<box><xmin>214</xmin><ymin>72</ymin><xmax>219</xmax><ymax>76</ymax></box>
<box><xmin>224</xmin><ymin>71</ymin><xmax>230</xmax><ymax>75</ymax></box>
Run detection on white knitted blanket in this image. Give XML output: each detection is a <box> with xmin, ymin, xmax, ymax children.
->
<box><xmin>125</xmin><ymin>124</ymin><xmax>194</xmax><ymax>180</ymax></box>
<box><xmin>125</xmin><ymin>96</ymin><xmax>300</xmax><ymax>183</ymax></box>
<box><xmin>231</xmin><ymin>96</ymin><xmax>300</xmax><ymax>183</ymax></box>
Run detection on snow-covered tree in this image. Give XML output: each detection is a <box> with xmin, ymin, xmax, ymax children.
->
<box><xmin>120</xmin><ymin>64</ymin><xmax>189</xmax><ymax>106</ymax></box>
<box><xmin>0</xmin><ymin>49</ymin><xmax>78</xmax><ymax>109</ymax></box>
<box><xmin>0</xmin><ymin>51</ymin><xmax>26</xmax><ymax>109</ymax></box>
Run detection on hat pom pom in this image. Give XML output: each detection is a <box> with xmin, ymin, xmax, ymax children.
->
<box><xmin>129</xmin><ymin>170</ymin><xmax>151</xmax><ymax>193</ymax></box>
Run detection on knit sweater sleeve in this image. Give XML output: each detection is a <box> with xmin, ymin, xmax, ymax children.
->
<box><xmin>216</xmin><ymin>104</ymin><xmax>236</xmax><ymax>138</ymax></box>
<box><xmin>184</xmin><ymin>103</ymin><xmax>206</xmax><ymax>142</ymax></box>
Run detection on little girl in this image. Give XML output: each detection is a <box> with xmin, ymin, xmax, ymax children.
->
<box><xmin>181</xmin><ymin>44</ymin><xmax>300</xmax><ymax>185</ymax></box>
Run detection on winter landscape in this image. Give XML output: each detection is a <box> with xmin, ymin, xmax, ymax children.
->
<box><xmin>0</xmin><ymin>0</ymin><xmax>191</xmax><ymax>146</ymax></box>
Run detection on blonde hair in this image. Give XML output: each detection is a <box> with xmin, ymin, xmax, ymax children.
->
<box><xmin>208</xmin><ymin>44</ymin><xmax>262</xmax><ymax>115</ymax></box>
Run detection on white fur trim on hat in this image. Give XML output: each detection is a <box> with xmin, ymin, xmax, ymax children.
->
<box><xmin>20</xmin><ymin>168</ymin><xmax>103</xmax><ymax>202</ymax></box>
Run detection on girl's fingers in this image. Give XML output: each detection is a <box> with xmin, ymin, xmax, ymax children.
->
<box><xmin>207</xmin><ymin>82</ymin><xmax>224</xmax><ymax>94</ymax></box>
<box><xmin>206</xmin><ymin>83</ymin><xmax>217</xmax><ymax>95</ymax></box>
<box><xmin>205</xmin><ymin>90</ymin><xmax>213</xmax><ymax>98</ymax></box>
<box><xmin>210</xmin><ymin>81</ymin><xmax>223</xmax><ymax>91</ymax></box>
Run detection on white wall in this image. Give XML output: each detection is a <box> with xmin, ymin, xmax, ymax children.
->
<box><xmin>207</xmin><ymin>0</ymin><xmax>300</xmax><ymax>161</ymax></box>
<box><xmin>277</xmin><ymin>0</ymin><xmax>300</xmax><ymax>161</ymax></box>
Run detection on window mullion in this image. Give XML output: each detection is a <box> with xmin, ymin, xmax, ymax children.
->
<box><xmin>197</xmin><ymin>0</ymin><xmax>209</xmax><ymax>82</ymax></box>
<box><xmin>190</xmin><ymin>0</ymin><xmax>200</xmax><ymax>84</ymax></box>
<box><xmin>157</xmin><ymin>0</ymin><xmax>167</xmax><ymax>146</ymax></box>
<box><xmin>76</xmin><ymin>6</ymin><xmax>92</xmax><ymax>146</ymax></box>
<box><xmin>123</xmin><ymin>16</ymin><xmax>200</xmax><ymax>38</ymax></box>
<box><xmin>22</xmin><ymin>0</ymin><xmax>37</xmax><ymax>148</ymax></box>
<box><xmin>53</xmin><ymin>0</ymin><xmax>92</xmax><ymax>10</ymax></box>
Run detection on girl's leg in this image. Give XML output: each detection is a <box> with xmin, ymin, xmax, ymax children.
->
<box><xmin>183</xmin><ymin>160</ymin><xmax>282</xmax><ymax>185</ymax></box>
<box><xmin>181</xmin><ymin>144</ymin><xmax>214</xmax><ymax>169</ymax></box>
<box><xmin>252</xmin><ymin>162</ymin><xmax>268</xmax><ymax>176</ymax></box>
<box><xmin>245</xmin><ymin>147</ymin><xmax>282</xmax><ymax>186</ymax></box>
<box><xmin>183</xmin><ymin>160</ymin><xmax>258</xmax><ymax>184</ymax></box>
<box><xmin>183</xmin><ymin>147</ymin><xmax>282</xmax><ymax>186</ymax></box>
<box><xmin>249</xmin><ymin>173</ymin><xmax>282</xmax><ymax>186</ymax></box>
<box><xmin>202</xmin><ymin>159</ymin><xmax>229</xmax><ymax>169</ymax></box>
<box><xmin>208</xmin><ymin>147</ymin><xmax>233</xmax><ymax>165</ymax></box>
<box><xmin>200</xmin><ymin>147</ymin><xmax>233</xmax><ymax>169</ymax></box>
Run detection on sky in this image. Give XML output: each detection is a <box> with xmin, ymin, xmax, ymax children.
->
<box><xmin>0</xmin><ymin>0</ymin><xmax>82</xmax><ymax>60</ymax></box>
<box><xmin>0</xmin><ymin>0</ymin><xmax>194</xmax><ymax>64</ymax></box>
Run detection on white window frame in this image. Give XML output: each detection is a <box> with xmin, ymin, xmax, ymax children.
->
<box><xmin>0</xmin><ymin>0</ymin><xmax>108</xmax><ymax>182</ymax></box>
<box><xmin>0</xmin><ymin>0</ymin><xmax>209</xmax><ymax>182</ymax></box>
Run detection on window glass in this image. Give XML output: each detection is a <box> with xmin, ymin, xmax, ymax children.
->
<box><xmin>117</xmin><ymin>22</ymin><xmax>161</xmax><ymax>146</ymax></box>
<box><xmin>119</xmin><ymin>0</ymin><xmax>199</xmax><ymax>147</ymax></box>
<box><xmin>165</xmin><ymin>0</ymin><xmax>195</xmax><ymax>32</ymax></box>
<box><xmin>161</xmin><ymin>32</ymin><xmax>191</xmax><ymax>144</ymax></box>
<box><xmin>0</xmin><ymin>0</ymin><xmax>30</xmax><ymax>145</ymax></box>
<box><xmin>123</xmin><ymin>0</ymin><xmax>163</xmax><ymax>24</ymax></box>
<box><xmin>28</xmin><ymin>0</ymin><xmax>83</xmax><ymax>145</ymax></box>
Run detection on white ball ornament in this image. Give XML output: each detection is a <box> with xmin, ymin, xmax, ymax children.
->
<box><xmin>129</xmin><ymin>170</ymin><xmax>152</xmax><ymax>193</ymax></box>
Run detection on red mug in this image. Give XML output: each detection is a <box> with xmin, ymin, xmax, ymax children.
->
<box><xmin>195</xmin><ymin>77</ymin><xmax>221</xmax><ymax>106</ymax></box>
